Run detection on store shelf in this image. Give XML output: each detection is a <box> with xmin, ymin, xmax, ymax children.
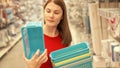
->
<box><xmin>99</xmin><ymin>8</ymin><xmax>120</xmax><ymax>42</ymax></box>
<box><xmin>96</xmin><ymin>8</ymin><xmax>120</xmax><ymax>68</ymax></box>
<box><xmin>0</xmin><ymin>34</ymin><xmax>21</xmax><ymax>59</ymax></box>
<box><xmin>99</xmin><ymin>8</ymin><xmax>120</xmax><ymax>19</ymax></box>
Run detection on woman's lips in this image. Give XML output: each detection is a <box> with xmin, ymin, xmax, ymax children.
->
<box><xmin>47</xmin><ymin>19</ymin><xmax>54</xmax><ymax>22</ymax></box>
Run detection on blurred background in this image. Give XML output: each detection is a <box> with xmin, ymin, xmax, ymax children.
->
<box><xmin>0</xmin><ymin>0</ymin><xmax>120</xmax><ymax>68</ymax></box>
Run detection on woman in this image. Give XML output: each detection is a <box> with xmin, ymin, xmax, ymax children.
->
<box><xmin>23</xmin><ymin>0</ymin><xmax>72</xmax><ymax>68</ymax></box>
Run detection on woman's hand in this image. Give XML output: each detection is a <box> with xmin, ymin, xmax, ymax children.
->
<box><xmin>23</xmin><ymin>49</ymin><xmax>48</xmax><ymax>68</ymax></box>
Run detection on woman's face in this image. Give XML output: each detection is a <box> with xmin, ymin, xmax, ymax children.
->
<box><xmin>44</xmin><ymin>2</ymin><xmax>63</xmax><ymax>27</ymax></box>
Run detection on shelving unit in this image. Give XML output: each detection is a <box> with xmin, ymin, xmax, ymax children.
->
<box><xmin>99</xmin><ymin>8</ymin><xmax>120</xmax><ymax>42</ymax></box>
<box><xmin>0</xmin><ymin>33</ymin><xmax>21</xmax><ymax>58</ymax></box>
<box><xmin>99</xmin><ymin>8</ymin><xmax>120</xmax><ymax>19</ymax></box>
<box><xmin>0</xmin><ymin>0</ymin><xmax>43</xmax><ymax>59</ymax></box>
<box><xmin>88</xmin><ymin>1</ymin><xmax>120</xmax><ymax>67</ymax></box>
<box><xmin>0</xmin><ymin>0</ymin><xmax>25</xmax><ymax>59</ymax></box>
<box><xmin>98</xmin><ymin>5</ymin><xmax>120</xmax><ymax>68</ymax></box>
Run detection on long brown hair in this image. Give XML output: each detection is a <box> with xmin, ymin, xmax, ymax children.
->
<box><xmin>44</xmin><ymin>0</ymin><xmax>72</xmax><ymax>46</ymax></box>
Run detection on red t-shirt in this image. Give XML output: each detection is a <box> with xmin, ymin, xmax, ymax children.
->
<box><xmin>40</xmin><ymin>34</ymin><xmax>66</xmax><ymax>68</ymax></box>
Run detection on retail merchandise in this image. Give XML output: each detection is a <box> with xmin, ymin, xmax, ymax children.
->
<box><xmin>0</xmin><ymin>0</ymin><xmax>43</xmax><ymax>58</ymax></box>
<box><xmin>109</xmin><ymin>42</ymin><xmax>120</xmax><ymax>62</ymax></box>
<box><xmin>0</xmin><ymin>0</ymin><xmax>120</xmax><ymax>68</ymax></box>
<box><xmin>113</xmin><ymin>46</ymin><xmax>120</xmax><ymax>62</ymax></box>
<box><xmin>21</xmin><ymin>22</ymin><xmax>45</xmax><ymax>59</ymax></box>
<box><xmin>50</xmin><ymin>42</ymin><xmax>92</xmax><ymax>68</ymax></box>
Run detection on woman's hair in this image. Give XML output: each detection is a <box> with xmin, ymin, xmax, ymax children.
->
<box><xmin>44</xmin><ymin>0</ymin><xmax>72</xmax><ymax>46</ymax></box>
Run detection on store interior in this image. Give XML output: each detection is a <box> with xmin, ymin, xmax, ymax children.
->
<box><xmin>0</xmin><ymin>0</ymin><xmax>120</xmax><ymax>68</ymax></box>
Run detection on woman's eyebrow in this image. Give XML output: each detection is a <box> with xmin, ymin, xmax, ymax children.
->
<box><xmin>46</xmin><ymin>8</ymin><xmax>61</xmax><ymax>11</ymax></box>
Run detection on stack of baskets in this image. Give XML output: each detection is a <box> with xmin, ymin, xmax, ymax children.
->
<box><xmin>50</xmin><ymin>42</ymin><xmax>93</xmax><ymax>68</ymax></box>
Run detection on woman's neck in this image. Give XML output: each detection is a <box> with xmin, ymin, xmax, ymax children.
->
<box><xmin>43</xmin><ymin>25</ymin><xmax>59</xmax><ymax>37</ymax></box>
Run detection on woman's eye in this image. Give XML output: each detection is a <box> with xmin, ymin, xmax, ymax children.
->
<box><xmin>45</xmin><ymin>8</ymin><xmax>60</xmax><ymax>14</ymax></box>
<box><xmin>54</xmin><ymin>11</ymin><xmax>59</xmax><ymax>14</ymax></box>
<box><xmin>46</xmin><ymin>9</ymin><xmax>50</xmax><ymax>13</ymax></box>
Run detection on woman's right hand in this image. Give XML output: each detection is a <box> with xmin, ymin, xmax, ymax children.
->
<box><xmin>23</xmin><ymin>49</ymin><xmax>48</xmax><ymax>68</ymax></box>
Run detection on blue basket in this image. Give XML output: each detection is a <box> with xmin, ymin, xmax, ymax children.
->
<box><xmin>50</xmin><ymin>42</ymin><xmax>92</xmax><ymax>68</ymax></box>
<box><xmin>21</xmin><ymin>21</ymin><xmax>45</xmax><ymax>59</ymax></box>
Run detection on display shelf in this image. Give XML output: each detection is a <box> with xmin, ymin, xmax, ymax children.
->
<box><xmin>98</xmin><ymin>8</ymin><xmax>120</xmax><ymax>67</ymax></box>
<box><xmin>99</xmin><ymin>8</ymin><xmax>120</xmax><ymax>42</ymax></box>
<box><xmin>0</xmin><ymin>0</ymin><xmax>43</xmax><ymax>59</ymax></box>
<box><xmin>99</xmin><ymin>8</ymin><xmax>120</xmax><ymax>19</ymax></box>
<box><xmin>0</xmin><ymin>33</ymin><xmax>21</xmax><ymax>59</ymax></box>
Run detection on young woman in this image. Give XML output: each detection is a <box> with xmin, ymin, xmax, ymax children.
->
<box><xmin>23</xmin><ymin>0</ymin><xmax>72</xmax><ymax>68</ymax></box>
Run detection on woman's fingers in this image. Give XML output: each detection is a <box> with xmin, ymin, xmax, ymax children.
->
<box><xmin>31</xmin><ymin>49</ymin><xmax>40</xmax><ymax>61</ymax></box>
<box><xmin>41</xmin><ymin>49</ymin><xmax>48</xmax><ymax>63</ymax></box>
<box><xmin>42</xmin><ymin>54</ymin><xmax>48</xmax><ymax>63</ymax></box>
<box><xmin>23</xmin><ymin>49</ymin><xmax>48</xmax><ymax>66</ymax></box>
<box><xmin>38</xmin><ymin>49</ymin><xmax>48</xmax><ymax>64</ymax></box>
<box><xmin>22</xmin><ymin>49</ymin><xmax>47</xmax><ymax>68</ymax></box>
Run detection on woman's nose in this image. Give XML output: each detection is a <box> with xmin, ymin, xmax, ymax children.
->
<box><xmin>49</xmin><ymin>13</ymin><xmax>54</xmax><ymax>18</ymax></box>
